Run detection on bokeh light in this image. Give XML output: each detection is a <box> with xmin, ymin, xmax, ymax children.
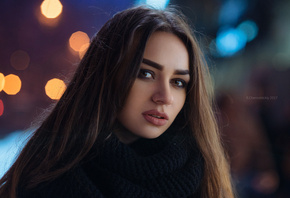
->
<box><xmin>136</xmin><ymin>0</ymin><xmax>170</xmax><ymax>9</ymax></box>
<box><xmin>0</xmin><ymin>130</ymin><xmax>32</xmax><ymax>177</ymax></box>
<box><xmin>237</xmin><ymin>20</ymin><xmax>259</xmax><ymax>42</ymax></box>
<box><xmin>216</xmin><ymin>28</ymin><xmax>247</xmax><ymax>57</ymax></box>
<box><xmin>10</xmin><ymin>50</ymin><xmax>30</xmax><ymax>70</ymax></box>
<box><xmin>3</xmin><ymin>74</ymin><xmax>22</xmax><ymax>95</ymax></box>
<box><xmin>218</xmin><ymin>0</ymin><xmax>247</xmax><ymax>26</ymax></box>
<box><xmin>79</xmin><ymin>43</ymin><xmax>90</xmax><ymax>59</ymax></box>
<box><xmin>40</xmin><ymin>0</ymin><xmax>63</xmax><ymax>19</ymax></box>
<box><xmin>36</xmin><ymin>5</ymin><xmax>60</xmax><ymax>27</ymax></box>
<box><xmin>0</xmin><ymin>73</ymin><xmax>5</xmax><ymax>92</ymax></box>
<box><xmin>0</xmin><ymin>99</ymin><xmax>3</xmax><ymax>116</ymax></box>
<box><xmin>45</xmin><ymin>78</ymin><xmax>66</xmax><ymax>100</ymax></box>
<box><xmin>69</xmin><ymin>31</ymin><xmax>90</xmax><ymax>52</ymax></box>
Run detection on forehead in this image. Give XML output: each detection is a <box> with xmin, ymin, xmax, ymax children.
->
<box><xmin>143</xmin><ymin>31</ymin><xmax>189</xmax><ymax>71</ymax></box>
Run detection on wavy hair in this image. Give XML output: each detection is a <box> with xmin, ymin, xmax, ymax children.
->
<box><xmin>0</xmin><ymin>6</ymin><xmax>234</xmax><ymax>198</ymax></box>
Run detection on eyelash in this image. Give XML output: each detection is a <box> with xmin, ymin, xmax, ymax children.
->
<box><xmin>138</xmin><ymin>69</ymin><xmax>154</xmax><ymax>79</ymax></box>
<box><xmin>171</xmin><ymin>79</ymin><xmax>187</xmax><ymax>88</ymax></box>
<box><xmin>138</xmin><ymin>69</ymin><xmax>188</xmax><ymax>89</ymax></box>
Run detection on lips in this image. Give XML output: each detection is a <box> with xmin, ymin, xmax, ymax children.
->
<box><xmin>142</xmin><ymin>110</ymin><xmax>169</xmax><ymax>126</ymax></box>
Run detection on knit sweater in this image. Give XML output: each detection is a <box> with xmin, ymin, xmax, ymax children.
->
<box><xmin>18</xmin><ymin>127</ymin><xmax>204</xmax><ymax>198</ymax></box>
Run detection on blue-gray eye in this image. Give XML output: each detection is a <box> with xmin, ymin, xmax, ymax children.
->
<box><xmin>138</xmin><ymin>69</ymin><xmax>154</xmax><ymax>79</ymax></box>
<box><xmin>172</xmin><ymin>79</ymin><xmax>187</xmax><ymax>88</ymax></box>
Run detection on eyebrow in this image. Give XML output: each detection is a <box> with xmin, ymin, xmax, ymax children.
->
<box><xmin>142</xmin><ymin>58</ymin><xmax>190</xmax><ymax>75</ymax></box>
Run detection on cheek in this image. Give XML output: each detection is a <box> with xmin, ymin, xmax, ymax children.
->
<box><xmin>119</xmin><ymin>83</ymin><xmax>147</xmax><ymax>116</ymax></box>
<box><xmin>125</xmin><ymin>87</ymin><xmax>147</xmax><ymax>108</ymax></box>
<box><xmin>127</xmin><ymin>80</ymin><xmax>154</xmax><ymax>105</ymax></box>
<box><xmin>175</xmin><ymin>91</ymin><xmax>187</xmax><ymax>108</ymax></box>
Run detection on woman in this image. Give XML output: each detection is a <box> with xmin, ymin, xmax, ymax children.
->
<box><xmin>0</xmin><ymin>6</ymin><xmax>234</xmax><ymax>198</ymax></box>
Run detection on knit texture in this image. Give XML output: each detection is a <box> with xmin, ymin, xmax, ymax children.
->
<box><xmin>18</xmin><ymin>166</ymin><xmax>104</xmax><ymax>198</ymax></box>
<box><xmin>83</xmin><ymin>126</ymin><xmax>204</xmax><ymax>198</ymax></box>
<box><xmin>18</xmin><ymin>127</ymin><xmax>204</xmax><ymax>198</ymax></box>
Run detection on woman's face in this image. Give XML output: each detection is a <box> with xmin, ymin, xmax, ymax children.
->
<box><xmin>116</xmin><ymin>31</ymin><xmax>190</xmax><ymax>144</ymax></box>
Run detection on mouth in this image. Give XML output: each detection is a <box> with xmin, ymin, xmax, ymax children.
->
<box><xmin>149</xmin><ymin>114</ymin><xmax>165</xmax><ymax>119</ymax></box>
<box><xmin>142</xmin><ymin>110</ymin><xmax>169</xmax><ymax>126</ymax></box>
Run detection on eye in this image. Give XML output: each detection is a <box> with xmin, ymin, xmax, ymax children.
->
<box><xmin>138</xmin><ymin>69</ymin><xmax>154</xmax><ymax>79</ymax></box>
<box><xmin>171</xmin><ymin>79</ymin><xmax>187</xmax><ymax>88</ymax></box>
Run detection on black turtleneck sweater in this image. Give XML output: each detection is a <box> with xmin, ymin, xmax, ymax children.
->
<box><xmin>18</xmin><ymin>127</ymin><xmax>204</xmax><ymax>198</ymax></box>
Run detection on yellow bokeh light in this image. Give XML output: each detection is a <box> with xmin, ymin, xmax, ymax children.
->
<box><xmin>3</xmin><ymin>74</ymin><xmax>22</xmax><ymax>95</ymax></box>
<box><xmin>10</xmin><ymin>50</ymin><xmax>30</xmax><ymax>70</ymax></box>
<box><xmin>0</xmin><ymin>99</ymin><xmax>3</xmax><ymax>116</ymax></box>
<box><xmin>79</xmin><ymin>43</ymin><xmax>90</xmax><ymax>59</ymax></box>
<box><xmin>45</xmin><ymin>78</ymin><xmax>66</xmax><ymax>100</ymax></box>
<box><xmin>69</xmin><ymin>31</ymin><xmax>90</xmax><ymax>52</ymax></box>
<box><xmin>36</xmin><ymin>4</ymin><xmax>60</xmax><ymax>27</ymax></box>
<box><xmin>0</xmin><ymin>73</ymin><xmax>5</xmax><ymax>92</ymax></box>
<box><xmin>40</xmin><ymin>0</ymin><xmax>63</xmax><ymax>19</ymax></box>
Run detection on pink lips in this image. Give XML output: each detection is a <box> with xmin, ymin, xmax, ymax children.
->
<box><xmin>142</xmin><ymin>110</ymin><xmax>169</xmax><ymax>126</ymax></box>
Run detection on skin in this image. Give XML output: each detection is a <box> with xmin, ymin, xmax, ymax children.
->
<box><xmin>116</xmin><ymin>31</ymin><xmax>190</xmax><ymax>144</ymax></box>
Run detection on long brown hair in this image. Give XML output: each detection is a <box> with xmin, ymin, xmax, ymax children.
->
<box><xmin>0</xmin><ymin>6</ymin><xmax>234</xmax><ymax>198</ymax></box>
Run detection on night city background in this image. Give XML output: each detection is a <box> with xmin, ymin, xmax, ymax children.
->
<box><xmin>0</xmin><ymin>0</ymin><xmax>290</xmax><ymax>197</ymax></box>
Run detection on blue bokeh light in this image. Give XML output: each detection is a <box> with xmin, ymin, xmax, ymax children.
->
<box><xmin>0</xmin><ymin>131</ymin><xmax>31</xmax><ymax>178</ymax></box>
<box><xmin>216</xmin><ymin>28</ymin><xmax>247</xmax><ymax>57</ymax></box>
<box><xmin>218</xmin><ymin>0</ymin><xmax>248</xmax><ymax>26</ymax></box>
<box><xmin>135</xmin><ymin>0</ymin><xmax>170</xmax><ymax>9</ymax></box>
<box><xmin>237</xmin><ymin>20</ymin><xmax>259</xmax><ymax>42</ymax></box>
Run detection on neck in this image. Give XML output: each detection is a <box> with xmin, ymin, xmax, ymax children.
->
<box><xmin>113</xmin><ymin>121</ymin><xmax>140</xmax><ymax>144</ymax></box>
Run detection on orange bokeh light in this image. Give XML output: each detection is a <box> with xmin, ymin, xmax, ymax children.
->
<box><xmin>40</xmin><ymin>0</ymin><xmax>63</xmax><ymax>19</ymax></box>
<box><xmin>45</xmin><ymin>78</ymin><xmax>66</xmax><ymax>100</ymax></box>
<box><xmin>0</xmin><ymin>99</ymin><xmax>4</xmax><ymax>116</ymax></box>
<box><xmin>79</xmin><ymin>43</ymin><xmax>90</xmax><ymax>59</ymax></box>
<box><xmin>0</xmin><ymin>73</ymin><xmax>5</xmax><ymax>92</ymax></box>
<box><xmin>3</xmin><ymin>74</ymin><xmax>22</xmax><ymax>95</ymax></box>
<box><xmin>10</xmin><ymin>50</ymin><xmax>30</xmax><ymax>70</ymax></box>
<box><xmin>69</xmin><ymin>31</ymin><xmax>90</xmax><ymax>52</ymax></box>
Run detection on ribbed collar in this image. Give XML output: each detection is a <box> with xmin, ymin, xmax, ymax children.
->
<box><xmin>83</xmin><ymin>126</ymin><xmax>204</xmax><ymax>198</ymax></box>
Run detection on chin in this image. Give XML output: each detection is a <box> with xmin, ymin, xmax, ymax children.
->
<box><xmin>138</xmin><ymin>129</ymin><xmax>165</xmax><ymax>139</ymax></box>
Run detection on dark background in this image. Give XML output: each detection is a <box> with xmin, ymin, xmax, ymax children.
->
<box><xmin>1</xmin><ymin>0</ymin><xmax>289</xmax><ymax>197</ymax></box>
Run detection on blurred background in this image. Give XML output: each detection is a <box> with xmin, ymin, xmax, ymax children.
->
<box><xmin>0</xmin><ymin>0</ymin><xmax>289</xmax><ymax>197</ymax></box>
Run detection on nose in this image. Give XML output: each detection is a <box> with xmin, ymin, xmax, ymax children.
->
<box><xmin>152</xmin><ymin>82</ymin><xmax>174</xmax><ymax>105</ymax></box>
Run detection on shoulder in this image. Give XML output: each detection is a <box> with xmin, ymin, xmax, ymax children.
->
<box><xmin>18</xmin><ymin>166</ymin><xmax>104</xmax><ymax>198</ymax></box>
